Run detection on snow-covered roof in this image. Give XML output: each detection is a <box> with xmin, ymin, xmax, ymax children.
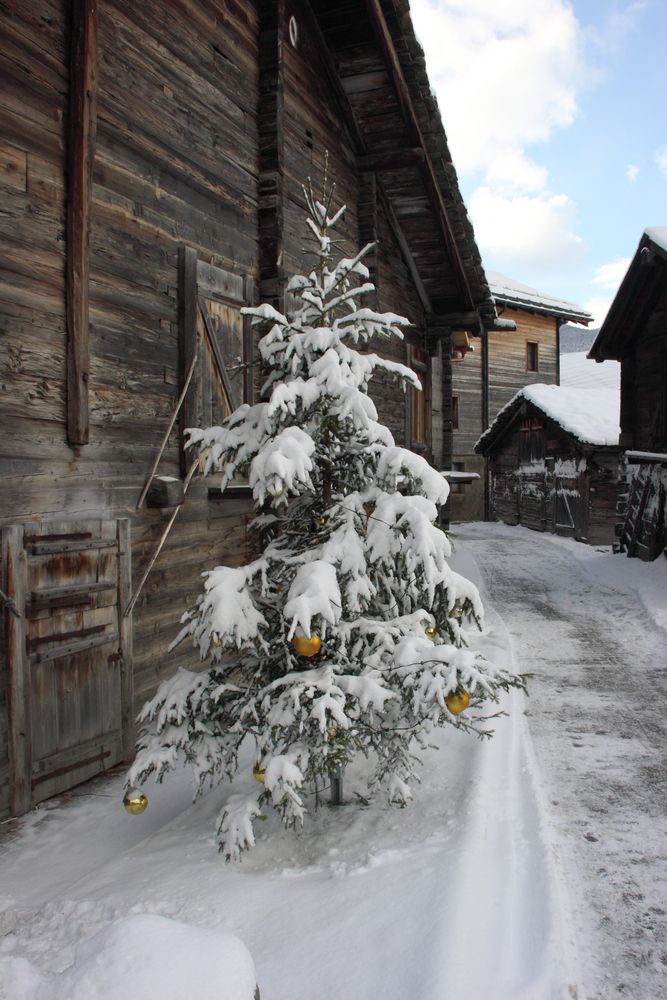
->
<box><xmin>560</xmin><ymin>352</ymin><xmax>620</xmax><ymax>393</ymax></box>
<box><xmin>476</xmin><ymin>383</ymin><xmax>620</xmax><ymax>454</ymax></box>
<box><xmin>486</xmin><ymin>271</ymin><xmax>592</xmax><ymax>324</ymax></box>
<box><xmin>644</xmin><ymin>226</ymin><xmax>667</xmax><ymax>253</ymax></box>
<box><xmin>588</xmin><ymin>226</ymin><xmax>667</xmax><ymax>362</ymax></box>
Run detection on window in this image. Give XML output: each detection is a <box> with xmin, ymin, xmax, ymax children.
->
<box><xmin>452</xmin><ymin>395</ymin><xmax>459</xmax><ymax>431</ymax></box>
<box><xmin>409</xmin><ymin>345</ymin><xmax>429</xmax><ymax>449</ymax></box>
<box><xmin>519</xmin><ymin>417</ymin><xmax>544</xmax><ymax>464</ymax></box>
<box><xmin>526</xmin><ymin>341</ymin><xmax>539</xmax><ymax>372</ymax></box>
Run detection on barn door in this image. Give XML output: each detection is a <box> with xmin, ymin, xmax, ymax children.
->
<box><xmin>2</xmin><ymin>519</ymin><xmax>133</xmax><ymax>814</ymax></box>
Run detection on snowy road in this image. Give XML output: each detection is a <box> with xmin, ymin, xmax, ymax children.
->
<box><xmin>454</xmin><ymin>522</ymin><xmax>667</xmax><ymax>1000</ymax></box>
<box><xmin>0</xmin><ymin>523</ymin><xmax>665</xmax><ymax>1000</ymax></box>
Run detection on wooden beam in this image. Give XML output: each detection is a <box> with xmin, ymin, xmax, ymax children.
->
<box><xmin>358</xmin><ymin>147</ymin><xmax>425</xmax><ymax>172</ymax></box>
<box><xmin>363</xmin><ymin>0</ymin><xmax>474</xmax><ymax>310</ymax></box>
<box><xmin>378</xmin><ymin>186</ymin><xmax>431</xmax><ymax>313</ymax></box>
<box><xmin>66</xmin><ymin>0</ymin><xmax>98</xmax><ymax>446</ymax></box>
<box><xmin>117</xmin><ymin>518</ymin><xmax>134</xmax><ymax>761</ymax></box>
<box><xmin>178</xmin><ymin>246</ymin><xmax>199</xmax><ymax>476</ymax></box>
<box><xmin>258</xmin><ymin>0</ymin><xmax>286</xmax><ymax>311</ymax></box>
<box><xmin>3</xmin><ymin>525</ymin><xmax>32</xmax><ymax>816</ymax></box>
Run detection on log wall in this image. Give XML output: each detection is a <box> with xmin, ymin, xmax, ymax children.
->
<box><xmin>0</xmin><ymin>0</ymin><xmax>440</xmax><ymax>816</ymax></box>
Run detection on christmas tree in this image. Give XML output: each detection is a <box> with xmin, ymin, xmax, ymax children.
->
<box><xmin>127</xmin><ymin>171</ymin><xmax>523</xmax><ymax>860</ymax></box>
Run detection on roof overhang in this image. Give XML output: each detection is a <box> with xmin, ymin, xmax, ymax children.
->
<box><xmin>588</xmin><ymin>228</ymin><xmax>667</xmax><ymax>362</ymax></box>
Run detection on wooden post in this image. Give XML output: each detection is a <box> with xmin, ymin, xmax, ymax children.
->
<box><xmin>66</xmin><ymin>0</ymin><xmax>98</xmax><ymax>446</ymax></box>
<box><xmin>330</xmin><ymin>767</ymin><xmax>344</xmax><ymax>806</ymax></box>
<box><xmin>178</xmin><ymin>246</ymin><xmax>199</xmax><ymax>475</ymax></box>
<box><xmin>116</xmin><ymin>519</ymin><xmax>134</xmax><ymax>761</ymax></box>
<box><xmin>258</xmin><ymin>0</ymin><xmax>286</xmax><ymax>312</ymax></box>
<box><xmin>2</xmin><ymin>526</ymin><xmax>32</xmax><ymax>816</ymax></box>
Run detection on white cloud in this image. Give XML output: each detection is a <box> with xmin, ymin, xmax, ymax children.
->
<box><xmin>592</xmin><ymin>258</ymin><xmax>631</xmax><ymax>289</ymax></box>
<box><xmin>467</xmin><ymin>187</ymin><xmax>584</xmax><ymax>270</ymax></box>
<box><xmin>584</xmin><ymin>295</ymin><xmax>613</xmax><ymax>328</ymax></box>
<box><xmin>410</xmin><ymin>0</ymin><xmax>588</xmax><ymax>272</ymax></box>
<box><xmin>654</xmin><ymin>146</ymin><xmax>667</xmax><ymax>176</ymax></box>
<box><xmin>626</xmin><ymin>164</ymin><xmax>639</xmax><ymax>182</ymax></box>
<box><xmin>410</xmin><ymin>0</ymin><xmax>584</xmax><ymax>189</ymax></box>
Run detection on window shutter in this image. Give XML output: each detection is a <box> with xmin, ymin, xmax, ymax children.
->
<box><xmin>178</xmin><ymin>247</ymin><xmax>255</xmax><ymax>473</ymax></box>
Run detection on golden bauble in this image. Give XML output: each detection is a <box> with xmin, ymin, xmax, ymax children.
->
<box><xmin>273</xmin><ymin>483</ymin><xmax>284</xmax><ymax>497</ymax></box>
<box><xmin>450</xmin><ymin>604</ymin><xmax>464</xmax><ymax>621</ymax></box>
<box><xmin>291</xmin><ymin>633</ymin><xmax>322</xmax><ymax>657</ymax></box>
<box><xmin>210</xmin><ymin>633</ymin><xmax>223</xmax><ymax>648</ymax></box>
<box><xmin>123</xmin><ymin>788</ymin><xmax>148</xmax><ymax>815</ymax></box>
<box><xmin>253</xmin><ymin>763</ymin><xmax>266</xmax><ymax>784</ymax></box>
<box><xmin>424</xmin><ymin>625</ymin><xmax>437</xmax><ymax>641</ymax></box>
<box><xmin>445</xmin><ymin>688</ymin><xmax>470</xmax><ymax>715</ymax></box>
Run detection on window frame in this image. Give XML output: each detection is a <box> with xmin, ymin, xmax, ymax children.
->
<box><xmin>526</xmin><ymin>341</ymin><xmax>539</xmax><ymax>372</ymax></box>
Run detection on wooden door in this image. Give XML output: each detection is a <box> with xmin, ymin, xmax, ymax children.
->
<box><xmin>3</xmin><ymin>519</ymin><xmax>133</xmax><ymax>814</ymax></box>
<box><xmin>552</xmin><ymin>476</ymin><xmax>582</xmax><ymax>538</ymax></box>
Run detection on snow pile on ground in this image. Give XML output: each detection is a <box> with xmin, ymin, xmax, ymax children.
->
<box><xmin>560</xmin><ymin>351</ymin><xmax>620</xmax><ymax>393</ymax></box>
<box><xmin>0</xmin><ymin>580</ymin><xmax>578</xmax><ymax>1000</ymax></box>
<box><xmin>55</xmin><ymin>914</ymin><xmax>256</xmax><ymax>1000</ymax></box>
<box><xmin>1</xmin><ymin>527</ymin><xmax>665</xmax><ymax>1000</ymax></box>
<box><xmin>0</xmin><ymin>915</ymin><xmax>257</xmax><ymax>1000</ymax></box>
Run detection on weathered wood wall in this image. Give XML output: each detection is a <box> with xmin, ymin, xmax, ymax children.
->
<box><xmin>487</xmin><ymin>309</ymin><xmax>558</xmax><ymax>419</ymax></box>
<box><xmin>0</xmin><ymin>0</ymin><xmax>445</xmax><ymax>816</ymax></box>
<box><xmin>0</xmin><ymin>0</ymin><xmax>261</xmax><ymax>816</ymax></box>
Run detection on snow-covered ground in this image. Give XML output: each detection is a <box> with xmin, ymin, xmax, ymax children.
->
<box><xmin>1</xmin><ymin>524</ymin><xmax>665</xmax><ymax>1000</ymax></box>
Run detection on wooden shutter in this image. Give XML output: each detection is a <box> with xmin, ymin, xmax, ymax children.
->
<box><xmin>178</xmin><ymin>248</ymin><xmax>255</xmax><ymax>473</ymax></box>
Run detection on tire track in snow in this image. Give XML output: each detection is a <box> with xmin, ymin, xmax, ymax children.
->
<box><xmin>455</xmin><ymin>523</ymin><xmax>667</xmax><ymax>1000</ymax></box>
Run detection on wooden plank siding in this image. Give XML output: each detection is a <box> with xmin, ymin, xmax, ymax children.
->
<box><xmin>0</xmin><ymin>0</ymin><xmax>485</xmax><ymax>816</ymax></box>
<box><xmin>450</xmin><ymin>307</ymin><xmax>560</xmax><ymax>521</ymax></box>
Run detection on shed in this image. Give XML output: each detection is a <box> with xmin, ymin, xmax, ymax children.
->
<box><xmin>475</xmin><ymin>384</ymin><xmax>620</xmax><ymax>545</ymax></box>
<box><xmin>588</xmin><ymin>227</ymin><xmax>667</xmax><ymax>559</ymax></box>
<box><xmin>449</xmin><ymin>271</ymin><xmax>591</xmax><ymax>522</ymax></box>
<box><xmin>0</xmin><ymin>0</ymin><xmax>493</xmax><ymax>817</ymax></box>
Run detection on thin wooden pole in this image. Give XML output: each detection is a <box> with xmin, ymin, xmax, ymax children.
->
<box><xmin>136</xmin><ymin>328</ymin><xmax>202</xmax><ymax>509</ymax></box>
<box><xmin>66</xmin><ymin>0</ymin><xmax>98</xmax><ymax>445</ymax></box>
<box><xmin>125</xmin><ymin>457</ymin><xmax>199</xmax><ymax>618</ymax></box>
<box><xmin>3</xmin><ymin>526</ymin><xmax>32</xmax><ymax>815</ymax></box>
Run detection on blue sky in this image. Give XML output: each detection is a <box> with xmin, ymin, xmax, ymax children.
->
<box><xmin>409</xmin><ymin>0</ymin><xmax>667</xmax><ymax>326</ymax></box>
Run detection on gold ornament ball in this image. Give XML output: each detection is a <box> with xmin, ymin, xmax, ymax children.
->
<box><xmin>445</xmin><ymin>688</ymin><xmax>470</xmax><ymax>715</ymax></box>
<box><xmin>273</xmin><ymin>483</ymin><xmax>284</xmax><ymax>498</ymax></box>
<box><xmin>450</xmin><ymin>604</ymin><xmax>464</xmax><ymax>621</ymax></box>
<box><xmin>210</xmin><ymin>633</ymin><xmax>223</xmax><ymax>648</ymax></box>
<box><xmin>123</xmin><ymin>788</ymin><xmax>148</xmax><ymax>815</ymax></box>
<box><xmin>291</xmin><ymin>633</ymin><xmax>322</xmax><ymax>657</ymax></box>
<box><xmin>253</xmin><ymin>763</ymin><xmax>266</xmax><ymax>784</ymax></box>
<box><xmin>424</xmin><ymin>625</ymin><xmax>437</xmax><ymax>641</ymax></box>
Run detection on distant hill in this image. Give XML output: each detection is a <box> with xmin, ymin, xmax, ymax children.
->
<box><xmin>560</xmin><ymin>323</ymin><xmax>599</xmax><ymax>354</ymax></box>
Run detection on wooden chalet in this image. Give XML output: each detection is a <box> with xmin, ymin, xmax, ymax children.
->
<box><xmin>588</xmin><ymin>227</ymin><xmax>667</xmax><ymax>560</ymax></box>
<box><xmin>0</xmin><ymin>0</ymin><xmax>499</xmax><ymax>818</ymax></box>
<box><xmin>475</xmin><ymin>385</ymin><xmax>620</xmax><ymax>545</ymax></box>
<box><xmin>448</xmin><ymin>272</ymin><xmax>592</xmax><ymax>522</ymax></box>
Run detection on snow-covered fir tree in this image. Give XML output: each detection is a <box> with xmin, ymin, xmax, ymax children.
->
<box><xmin>127</xmin><ymin>172</ymin><xmax>524</xmax><ymax>860</ymax></box>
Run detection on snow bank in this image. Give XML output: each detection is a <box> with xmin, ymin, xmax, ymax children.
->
<box><xmin>52</xmin><ymin>914</ymin><xmax>257</xmax><ymax>1000</ymax></box>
